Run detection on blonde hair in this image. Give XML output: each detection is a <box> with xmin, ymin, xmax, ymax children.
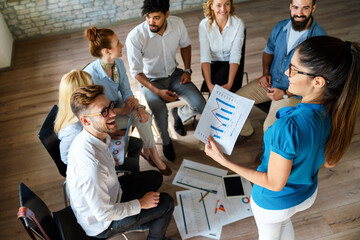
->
<box><xmin>54</xmin><ymin>70</ymin><xmax>93</xmax><ymax>133</ymax></box>
<box><xmin>203</xmin><ymin>0</ymin><xmax>235</xmax><ymax>29</ymax></box>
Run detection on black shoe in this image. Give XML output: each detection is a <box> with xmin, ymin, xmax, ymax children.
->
<box><xmin>171</xmin><ymin>107</ymin><xmax>186</xmax><ymax>136</ymax></box>
<box><xmin>163</xmin><ymin>140</ymin><xmax>176</xmax><ymax>162</ymax></box>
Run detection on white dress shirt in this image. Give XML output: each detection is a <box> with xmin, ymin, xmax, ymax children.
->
<box><xmin>66</xmin><ymin>130</ymin><xmax>141</xmax><ymax>236</ymax></box>
<box><xmin>199</xmin><ymin>15</ymin><xmax>245</xmax><ymax>64</ymax></box>
<box><xmin>125</xmin><ymin>16</ymin><xmax>191</xmax><ymax>79</ymax></box>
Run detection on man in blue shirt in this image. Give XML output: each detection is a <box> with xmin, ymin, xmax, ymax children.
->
<box><xmin>236</xmin><ymin>0</ymin><xmax>326</xmax><ymax>137</ymax></box>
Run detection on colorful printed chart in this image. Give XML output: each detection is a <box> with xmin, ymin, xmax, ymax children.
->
<box><xmin>194</xmin><ymin>85</ymin><xmax>254</xmax><ymax>155</ymax></box>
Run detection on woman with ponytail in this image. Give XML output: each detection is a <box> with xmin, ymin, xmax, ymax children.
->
<box><xmin>205</xmin><ymin>36</ymin><xmax>360</xmax><ymax>239</ymax></box>
<box><xmin>83</xmin><ymin>26</ymin><xmax>172</xmax><ymax>176</ymax></box>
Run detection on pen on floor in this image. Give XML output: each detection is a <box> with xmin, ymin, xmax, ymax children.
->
<box><xmin>199</xmin><ymin>191</ymin><xmax>210</xmax><ymax>202</ymax></box>
<box><xmin>215</xmin><ymin>199</ymin><xmax>220</xmax><ymax>214</ymax></box>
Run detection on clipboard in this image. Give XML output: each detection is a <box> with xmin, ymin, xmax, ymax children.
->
<box><xmin>111</xmin><ymin>115</ymin><xmax>132</xmax><ymax>164</ymax></box>
<box><xmin>123</xmin><ymin>116</ymin><xmax>132</xmax><ymax>159</ymax></box>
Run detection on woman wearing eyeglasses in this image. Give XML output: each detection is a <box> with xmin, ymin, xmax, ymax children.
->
<box><xmin>83</xmin><ymin>27</ymin><xmax>171</xmax><ymax>176</ymax></box>
<box><xmin>205</xmin><ymin>36</ymin><xmax>360</xmax><ymax>239</ymax></box>
<box><xmin>54</xmin><ymin>70</ymin><xmax>143</xmax><ymax>173</ymax></box>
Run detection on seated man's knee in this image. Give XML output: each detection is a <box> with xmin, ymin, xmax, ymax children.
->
<box><xmin>152</xmin><ymin>106</ymin><xmax>168</xmax><ymax>119</ymax></box>
<box><xmin>148</xmin><ymin>170</ymin><xmax>163</xmax><ymax>189</ymax></box>
<box><xmin>130</xmin><ymin>137</ymin><xmax>143</xmax><ymax>149</ymax></box>
<box><xmin>159</xmin><ymin>192</ymin><xmax>174</xmax><ymax>212</ymax></box>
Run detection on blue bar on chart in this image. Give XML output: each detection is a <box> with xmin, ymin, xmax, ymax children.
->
<box><xmin>221</xmin><ymin>108</ymin><xmax>233</xmax><ymax>115</ymax></box>
<box><xmin>215</xmin><ymin>113</ymin><xmax>230</xmax><ymax>121</ymax></box>
<box><xmin>216</xmin><ymin>97</ymin><xmax>235</xmax><ymax>108</ymax></box>
<box><xmin>210</xmin><ymin>125</ymin><xmax>224</xmax><ymax>132</ymax></box>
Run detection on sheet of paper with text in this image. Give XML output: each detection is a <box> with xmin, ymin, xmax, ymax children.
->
<box><xmin>194</xmin><ymin>84</ymin><xmax>254</xmax><ymax>155</ymax></box>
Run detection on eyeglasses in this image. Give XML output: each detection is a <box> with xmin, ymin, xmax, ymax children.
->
<box><xmin>288</xmin><ymin>63</ymin><xmax>317</xmax><ymax>78</ymax></box>
<box><xmin>83</xmin><ymin>101</ymin><xmax>115</xmax><ymax>118</ymax></box>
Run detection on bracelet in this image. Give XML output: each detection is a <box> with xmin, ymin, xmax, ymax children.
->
<box><xmin>184</xmin><ymin>68</ymin><xmax>192</xmax><ymax>75</ymax></box>
<box><xmin>135</xmin><ymin>105</ymin><xmax>146</xmax><ymax>111</ymax></box>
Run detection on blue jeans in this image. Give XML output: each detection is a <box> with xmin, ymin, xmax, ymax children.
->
<box><xmin>141</xmin><ymin>68</ymin><xmax>206</xmax><ymax>145</ymax></box>
<box><xmin>95</xmin><ymin>171</ymin><xmax>174</xmax><ymax>240</ymax></box>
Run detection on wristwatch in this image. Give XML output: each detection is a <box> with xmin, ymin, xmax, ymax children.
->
<box><xmin>283</xmin><ymin>90</ymin><xmax>289</xmax><ymax>99</ymax></box>
<box><xmin>135</xmin><ymin>104</ymin><xmax>146</xmax><ymax>111</ymax></box>
<box><xmin>184</xmin><ymin>68</ymin><xmax>192</xmax><ymax>75</ymax></box>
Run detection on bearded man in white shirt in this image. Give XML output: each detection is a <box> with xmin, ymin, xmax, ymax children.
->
<box><xmin>126</xmin><ymin>0</ymin><xmax>206</xmax><ymax>162</ymax></box>
<box><xmin>67</xmin><ymin>84</ymin><xmax>174</xmax><ymax>239</ymax></box>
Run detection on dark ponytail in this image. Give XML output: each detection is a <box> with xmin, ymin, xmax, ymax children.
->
<box><xmin>297</xmin><ymin>36</ymin><xmax>360</xmax><ymax>165</ymax></box>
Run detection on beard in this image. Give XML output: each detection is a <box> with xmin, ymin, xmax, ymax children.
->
<box><xmin>149</xmin><ymin>21</ymin><xmax>165</xmax><ymax>33</ymax></box>
<box><xmin>291</xmin><ymin>13</ymin><xmax>312</xmax><ymax>31</ymax></box>
<box><xmin>149</xmin><ymin>25</ymin><xmax>161</xmax><ymax>33</ymax></box>
<box><xmin>91</xmin><ymin>116</ymin><xmax>117</xmax><ymax>134</ymax></box>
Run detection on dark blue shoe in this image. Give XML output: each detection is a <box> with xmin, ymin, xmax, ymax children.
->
<box><xmin>163</xmin><ymin>140</ymin><xmax>175</xmax><ymax>162</ymax></box>
<box><xmin>171</xmin><ymin>107</ymin><xmax>186</xmax><ymax>136</ymax></box>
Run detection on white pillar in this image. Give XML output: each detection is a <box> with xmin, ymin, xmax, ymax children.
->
<box><xmin>0</xmin><ymin>12</ymin><xmax>13</xmax><ymax>69</ymax></box>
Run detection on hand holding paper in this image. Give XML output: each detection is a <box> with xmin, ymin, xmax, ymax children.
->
<box><xmin>205</xmin><ymin>136</ymin><xmax>226</xmax><ymax>164</ymax></box>
<box><xmin>194</xmin><ymin>85</ymin><xmax>254</xmax><ymax>155</ymax></box>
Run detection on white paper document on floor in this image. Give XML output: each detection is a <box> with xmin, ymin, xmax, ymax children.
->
<box><xmin>172</xmin><ymin>159</ymin><xmax>253</xmax><ymax>239</ymax></box>
<box><xmin>173</xmin><ymin>190</ymin><xmax>222</xmax><ymax>239</ymax></box>
<box><xmin>194</xmin><ymin>84</ymin><xmax>254</xmax><ymax>155</ymax></box>
<box><xmin>172</xmin><ymin>159</ymin><xmax>227</xmax><ymax>194</ymax></box>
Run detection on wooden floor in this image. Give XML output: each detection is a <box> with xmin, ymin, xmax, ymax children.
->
<box><xmin>1</xmin><ymin>0</ymin><xmax>360</xmax><ymax>239</ymax></box>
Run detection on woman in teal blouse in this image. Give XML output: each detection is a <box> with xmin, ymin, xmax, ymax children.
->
<box><xmin>205</xmin><ymin>36</ymin><xmax>360</xmax><ymax>239</ymax></box>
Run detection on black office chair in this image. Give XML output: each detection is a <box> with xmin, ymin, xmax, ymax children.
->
<box><xmin>17</xmin><ymin>182</ymin><xmax>99</xmax><ymax>240</ymax></box>
<box><xmin>18</xmin><ymin>182</ymin><xmax>142</xmax><ymax>240</ymax></box>
<box><xmin>254</xmin><ymin>101</ymin><xmax>271</xmax><ymax>114</ymax></box>
<box><xmin>200</xmin><ymin>29</ymin><xmax>249</xmax><ymax>97</ymax></box>
<box><xmin>38</xmin><ymin>105</ymin><xmax>68</xmax><ymax>207</ymax></box>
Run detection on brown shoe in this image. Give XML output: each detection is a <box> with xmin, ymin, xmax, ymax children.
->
<box><xmin>140</xmin><ymin>152</ymin><xmax>156</xmax><ymax>167</ymax></box>
<box><xmin>159</xmin><ymin>163</ymin><xmax>172</xmax><ymax>176</ymax></box>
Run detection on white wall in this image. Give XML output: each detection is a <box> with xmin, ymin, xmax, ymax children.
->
<box><xmin>0</xmin><ymin>12</ymin><xmax>13</xmax><ymax>69</ymax></box>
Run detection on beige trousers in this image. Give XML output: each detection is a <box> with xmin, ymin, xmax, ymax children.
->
<box><xmin>235</xmin><ymin>80</ymin><xmax>301</xmax><ymax>135</ymax></box>
<box><xmin>116</xmin><ymin>109</ymin><xmax>155</xmax><ymax>148</ymax></box>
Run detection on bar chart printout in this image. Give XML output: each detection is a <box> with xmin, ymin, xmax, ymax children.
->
<box><xmin>194</xmin><ymin>85</ymin><xmax>254</xmax><ymax>155</ymax></box>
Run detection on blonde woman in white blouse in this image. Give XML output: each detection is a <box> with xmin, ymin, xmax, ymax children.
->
<box><xmin>199</xmin><ymin>0</ymin><xmax>245</xmax><ymax>93</ymax></box>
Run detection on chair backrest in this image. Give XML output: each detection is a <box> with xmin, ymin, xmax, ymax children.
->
<box><xmin>19</xmin><ymin>182</ymin><xmax>62</xmax><ymax>240</ymax></box>
<box><xmin>18</xmin><ymin>182</ymin><xmax>97</xmax><ymax>240</ymax></box>
<box><xmin>53</xmin><ymin>206</ymin><xmax>98</xmax><ymax>240</ymax></box>
<box><xmin>236</xmin><ymin>28</ymin><xmax>247</xmax><ymax>91</ymax></box>
<box><xmin>38</xmin><ymin>105</ymin><xmax>67</xmax><ymax>177</ymax></box>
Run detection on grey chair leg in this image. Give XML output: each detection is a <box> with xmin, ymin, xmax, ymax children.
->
<box><xmin>121</xmin><ymin>233</ymin><xmax>129</xmax><ymax>240</ymax></box>
<box><xmin>192</xmin><ymin>116</ymin><xmax>197</xmax><ymax>127</ymax></box>
<box><xmin>244</xmin><ymin>72</ymin><xmax>249</xmax><ymax>84</ymax></box>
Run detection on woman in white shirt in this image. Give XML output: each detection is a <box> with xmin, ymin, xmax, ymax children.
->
<box><xmin>199</xmin><ymin>0</ymin><xmax>245</xmax><ymax>93</ymax></box>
